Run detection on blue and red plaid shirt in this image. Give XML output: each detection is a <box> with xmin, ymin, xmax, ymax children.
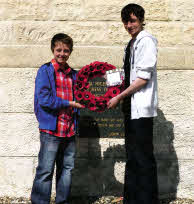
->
<box><xmin>40</xmin><ymin>59</ymin><xmax>75</xmax><ymax>137</ymax></box>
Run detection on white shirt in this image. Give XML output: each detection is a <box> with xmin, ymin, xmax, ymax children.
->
<box><xmin>124</xmin><ymin>30</ymin><xmax>158</xmax><ymax>119</ymax></box>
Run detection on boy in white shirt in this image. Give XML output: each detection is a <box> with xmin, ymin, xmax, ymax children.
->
<box><xmin>108</xmin><ymin>3</ymin><xmax>159</xmax><ymax>204</ymax></box>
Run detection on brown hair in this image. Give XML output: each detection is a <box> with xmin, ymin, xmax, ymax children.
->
<box><xmin>51</xmin><ymin>33</ymin><xmax>73</xmax><ymax>53</ymax></box>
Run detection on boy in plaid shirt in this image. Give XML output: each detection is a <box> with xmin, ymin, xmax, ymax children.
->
<box><xmin>31</xmin><ymin>33</ymin><xmax>84</xmax><ymax>204</ymax></box>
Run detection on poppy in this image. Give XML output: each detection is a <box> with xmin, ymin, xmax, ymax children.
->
<box><xmin>75</xmin><ymin>90</ymin><xmax>84</xmax><ymax>101</ymax></box>
<box><xmin>75</xmin><ymin>81</ymin><xmax>89</xmax><ymax>91</ymax></box>
<box><xmin>83</xmin><ymin>91</ymin><xmax>94</xmax><ymax>101</ymax></box>
<box><xmin>107</xmin><ymin>87</ymin><xmax>121</xmax><ymax>98</ymax></box>
<box><xmin>88</xmin><ymin>100</ymin><xmax>97</xmax><ymax>111</ymax></box>
<box><xmin>80</xmin><ymin>66</ymin><xmax>90</xmax><ymax>76</ymax></box>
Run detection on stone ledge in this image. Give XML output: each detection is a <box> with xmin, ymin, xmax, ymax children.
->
<box><xmin>0</xmin><ymin>21</ymin><xmax>193</xmax><ymax>46</ymax></box>
<box><xmin>0</xmin><ymin>46</ymin><xmax>193</xmax><ymax>69</ymax></box>
<box><xmin>0</xmin><ymin>0</ymin><xmax>193</xmax><ymax>22</ymax></box>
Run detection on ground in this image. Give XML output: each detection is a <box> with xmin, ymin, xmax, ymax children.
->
<box><xmin>0</xmin><ymin>196</ymin><xmax>194</xmax><ymax>204</ymax></box>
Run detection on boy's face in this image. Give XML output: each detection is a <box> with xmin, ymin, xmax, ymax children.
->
<box><xmin>52</xmin><ymin>42</ymin><xmax>71</xmax><ymax>66</ymax></box>
<box><xmin>123</xmin><ymin>13</ymin><xmax>143</xmax><ymax>39</ymax></box>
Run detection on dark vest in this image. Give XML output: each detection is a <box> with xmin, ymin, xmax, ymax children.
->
<box><xmin>122</xmin><ymin>41</ymin><xmax>132</xmax><ymax>115</ymax></box>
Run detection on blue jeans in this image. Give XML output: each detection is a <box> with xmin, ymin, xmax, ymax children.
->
<box><xmin>31</xmin><ymin>132</ymin><xmax>76</xmax><ymax>204</ymax></box>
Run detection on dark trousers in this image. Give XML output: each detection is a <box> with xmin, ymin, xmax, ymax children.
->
<box><xmin>123</xmin><ymin>116</ymin><xmax>158</xmax><ymax>204</ymax></box>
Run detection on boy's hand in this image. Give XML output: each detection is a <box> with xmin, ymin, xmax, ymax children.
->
<box><xmin>107</xmin><ymin>96</ymin><xmax>120</xmax><ymax>109</ymax></box>
<box><xmin>69</xmin><ymin>101</ymin><xmax>85</xmax><ymax>109</ymax></box>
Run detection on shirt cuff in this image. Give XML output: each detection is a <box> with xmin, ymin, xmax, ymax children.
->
<box><xmin>137</xmin><ymin>70</ymin><xmax>151</xmax><ymax>80</ymax></box>
<box><xmin>62</xmin><ymin>100</ymin><xmax>70</xmax><ymax>107</ymax></box>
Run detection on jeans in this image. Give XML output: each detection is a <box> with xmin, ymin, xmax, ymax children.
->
<box><xmin>31</xmin><ymin>132</ymin><xmax>76</xmax><ymax>204</ymax></box>
<box><xmin>123</xmin><ymin>117</ymin><xmax>159</xmax><ymax>204</ymax></box>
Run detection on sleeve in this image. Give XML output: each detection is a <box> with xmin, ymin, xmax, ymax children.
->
<box><xmin>35</xmin><ymin>67</ymin><xmax>69</xmax><ymax>110</ymax></box>
<box><xmin>136</xmin><ymin>37</ymin><xmax>157</xmax><ymax>80</ymax></box>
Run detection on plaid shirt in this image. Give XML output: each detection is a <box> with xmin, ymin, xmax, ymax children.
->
<box><xmin>40</xmin><ymin>59</ymin><xmax>75</xmax><ymax>137</ymax></box>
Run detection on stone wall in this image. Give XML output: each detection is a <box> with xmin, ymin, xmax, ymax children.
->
<box><xmin>0</xmin><ymin>0</ymin><xmax>193</xmax><ymax>200</ymax></box>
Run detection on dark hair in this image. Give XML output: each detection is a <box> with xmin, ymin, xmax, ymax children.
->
<box><xmin>51</xmin><ymin>33</ymin><xmax>73</xmax><ymax>53</ymax></box>
<box><xmin>121</xmin><ymin>4</ymin><xmax>145</xmax><ymax>25</ymax></box>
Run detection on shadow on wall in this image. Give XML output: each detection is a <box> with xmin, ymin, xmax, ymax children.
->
<box><xmin>154</xmin><ymin>109</ymin><xmax>180</xmax><ymax>201</ymax></box>
<box><xmin>72</xmin><ymin>115</ymin><xmax>124</xmax><ymax>201</ymax></box>
<box><xmin>72</xmin><ymin>108</ymin><xmax>179</xmax><ymax>202</ymax></box>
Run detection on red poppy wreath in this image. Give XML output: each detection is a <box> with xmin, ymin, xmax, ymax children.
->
<box><xmin>74</xmin><ymin>61</ymin><xmax>123</xmax><ymax>112</ymax></box>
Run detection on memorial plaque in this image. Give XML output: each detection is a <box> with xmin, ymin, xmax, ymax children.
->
<box><xmin>78</xmin><ymin>77</ymin><xmax>124</xmax><ymax>138</ymax></box>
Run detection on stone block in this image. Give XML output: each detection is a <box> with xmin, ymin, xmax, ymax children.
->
<box><xmin>155</xmin><ymin>114</ymin><xmax>194</xmax><ymax>144</ymax></box>
<box><xmin>0</xmin><ymin>0</ymin><xmax>50</xmax><ymax>20</ymax></box>
<box><xmin>51</xmin><ymin>0</ymin><xmax>82</xmax><ymax>21</ymax></box>
<box><xmin>81</xmin><ymin>0</ymin><xmax>169</xmax><ymax>21</ymax></box>
<box><xmin>0</xmin><ymin>113</ymin><xmax>39</xmax><ymax>156</ymax></box>
<box><xmin>158</xmin><ymin>47</ymin><xmax>193</xmax><ymax>69</ymax></box>
<box><xmin>0</xmin><ymin>68</ymin><xmax>36</xmax><ymax>113</ymax></box>
<box><xmin>168</xmin><ymin>0</ymin><xmax>194</xmax><ymax>21</ymax></box>
<box><xmin>0</xmin><ymin>46</ymin><xmax>52</xmax><ymax>68</ymax></box>
<box><xmin>69</xmin><ymin>46</ymin><xmax>124</xmax><ymax>69</ymax></box>
<box><xmin>0</xmin><ymin>157</ymin><xmax>34</xmax><ymax>197</ymax></box>
<box><xmin>0</xmin><ymin>22</ymin><xmax>14</xmax><ymax>43</ymax></box>
<box><xmin>157</xmin><ymin>71</ymin><xmax>194</xmax><ymax>115</ymax></box>
<box><xmin>141</xmin><ymin>0</ymin><xmax>169</xmax><ymax>21</ymax></box>
<box><xmin>146</xmin><ymin>22</ymin><xmax>194</xmax><ymax>47</ymax></box>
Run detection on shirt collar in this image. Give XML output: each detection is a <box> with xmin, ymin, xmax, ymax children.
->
<box><xmin>51</xmin><ymin>59</ymin><xmax>72</xmax><ymax>75</ymax></box>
